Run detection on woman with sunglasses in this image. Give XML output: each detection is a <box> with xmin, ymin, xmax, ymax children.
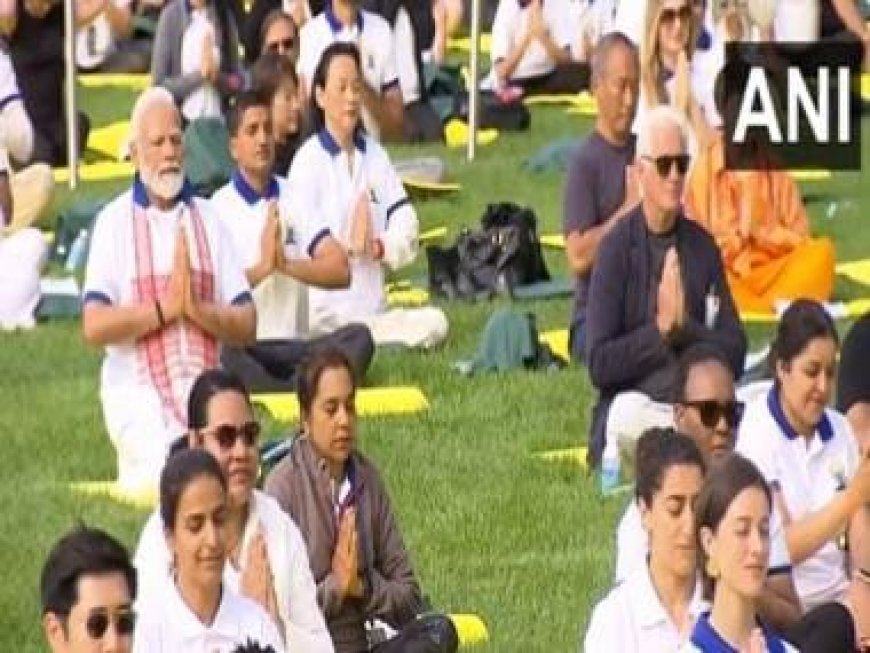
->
<box><xmin>680</xmin><ymin>454</ymin><xmax>798</xmax><ymax>652</ymax></box>
<box><xmin>134</xmin><ymin>369</ymin><xmax>334</xmax><ymax>653</ymax></box>
<box><xmin>264</xmin><ymin>348</ymin><xmax>458</xmax><ymax>653</ymax></box>
<box><xmin>133</xmin><ymin>448</ymin><xmax>285</xmax><ymax>652</ymax></box>
<box><xmin>585</xmin><ymin>427</ymin><xmax>708</xmax><ymax>652</ymax></box>
<box><xmin>636</xmin><ymin>0</ymin><xmax>715</xmax><ymax>146</ymax></box>
<box><xmin>736</xmin><ymin>299</ymin><xmax>870</xmax><ymax>642</ymax></box>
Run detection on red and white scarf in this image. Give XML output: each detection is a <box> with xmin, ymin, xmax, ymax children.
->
<box><xmin>132</xmin><ymin>198</ymin><xmax>218</xmax><ymax>428</ymax></box>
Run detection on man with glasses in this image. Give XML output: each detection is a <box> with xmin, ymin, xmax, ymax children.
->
<box><xmin>41</xmin><ymin>526</ymin><xmax>137</xmax><ymax>653</ymax></box>
<box><xmin>585</xmin><ymin>104</ymin><xmax>746</xmax><ymax>469</ymax></box>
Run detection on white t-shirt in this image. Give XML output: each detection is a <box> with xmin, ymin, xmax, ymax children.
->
<box><xmin>0</xmin><ymin>49</ymin><xmax>20</xmax><ymax>108</ymax></box>
<box><xmin>490</xmin><ymin>0</ymin><xmax>576</xmax><ymax>84</ymax></box>
<box><xmin>133</xmin><ymin>576</ymin><xmax>285</xmax><ymax>653</ymax></box>
<box><xmin>677</xmin><ymin>612</ymin><xmax>799</xmax><ymax>653</ymax></box>
<box><xmin>212</xmin><ymin>172</ymin><xmax>330</xmax><ymax>341</ymax></box>
<box><xmin>287</xmin><ymin>130</ymin><xmax>417</xmax><ymax>325</ymax></box>
<box><xmin>614</xmin><ymin>495</ymin><xmax>792</xmax><ymax>585</ymax></box>
<box><xmin>83</xmin><ymin>179</ymin><xmax>251</xmax><ymax>436</ymax></box>
<box><xmin>297</xmin><ymin>8</ymin><xmax>399</xmax><ymax>137</ymax></box>
<box><xmin>134</xmin><ymin>490</ymin><xmax>332</xmax><ymax>653</ymax></box>
<box><xmin>633</xmin><ymin>59</ymin><xmax>717</xmax><ymax>141</ymax></box>
<box><xmin>735</xmin><ymin>388</ymin><xmax>859</xmax><ymax>610</ymax></box>
<box><xmin>584</xmin><ymin>563</ymin><xmax>708</xmax><ymax>653</ymax></box>
<box><xmin>180</xmin><ymin>8</ymin><xmax>222</xmax><ymax>120</ymax></box>
<box><xmin>393</xmin><ymin>7</ymin><xmax>421</xmax><ymax>104</ymax></box>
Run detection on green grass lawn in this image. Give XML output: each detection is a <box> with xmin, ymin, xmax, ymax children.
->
<box><xmin>2</xmin><ymin>83</ymin><xmax>870</xmax><ymax>652</ymax></box>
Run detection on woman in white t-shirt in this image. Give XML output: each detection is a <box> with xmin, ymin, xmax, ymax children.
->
<box><xmin>584</xmin><ymin>428</ymin><xmax>709</xmax><ymax>652</ymax></box>
<box><xmin>134</xmin><ymin>369</ymin><xmax>333</xmax><ymax>653</ymax></box>
<box><xmin>636</xmin><ymin>0</ymin><xmax>715</xmax><ymax>147</ymax></box>
<box><xmin>680</xmin><ymin>454</ymin><xmax>798</xmax><ymax>652</ymax></box>
<box><xmin>736</xmin><ymin>299</ymin><xmax>870</xmax><ymax>642</ymax></box>
<box><xmin>133</xmin><ymin>448</ymin><xmax>285</xmax><ymax>652</ymax></box>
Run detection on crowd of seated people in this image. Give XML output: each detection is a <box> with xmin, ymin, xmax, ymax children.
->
<box><xmin>18</xmin><ymin>0</ymin><xmax>870</xmax><ymax>651</ymax></box>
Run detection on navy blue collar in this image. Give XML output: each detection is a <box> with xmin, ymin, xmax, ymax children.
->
<box><xmin>767</xmin><ymin>386</ymin><xmax>834</xmax><ymax>443</ymax></box>
<box><xmin>231</xmin><ymin>170</ymin><xmax>279</xmax><ymax>205</ymax></box>
<box><xmin>325</xmin><ymin>1</ymin><xmax>363</xmax><ymax>33</ymax></box>
<box><xmin>317</xmin><ymin>128</ymin><xmax>366</xmax><ymax>157</ymax></box>
<box><xmin>696</xmin><ymin>28</ymin><xmax>712</xmax><ymax>51</ymax></box>
<box><xmin>132</xmin><ymin>173</ymin><xmax>195</xmax><ymax>209</ymax></box>
<box><xmin>518</xmin><ymin>0</ymin><xmax>542</xmax><ymax>8</ymax></box>
<box><xmin>690</xmin><ymin>612</ymin><xmax>786</xmax><ymax>653</ymax></box>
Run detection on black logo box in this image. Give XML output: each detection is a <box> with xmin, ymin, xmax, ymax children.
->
<box><xmin>721</xmin><ymin>41</ymin><xmax>863</xmax><ymax>171</ymax></box>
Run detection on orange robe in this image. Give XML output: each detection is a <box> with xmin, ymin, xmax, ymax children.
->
<box><xmin>684</xmin><ymin>139</ymin><xmax>835</xmax><ymax>314</ymax></box>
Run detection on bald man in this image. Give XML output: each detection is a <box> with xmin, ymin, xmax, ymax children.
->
<box><xmin>82</xmin><ymin>87</ymin><xmax>256</xmax><ymax>493</ymax></box>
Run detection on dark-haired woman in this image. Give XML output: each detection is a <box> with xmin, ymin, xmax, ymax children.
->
<box><xmin>287</xmin><ymin>42</ymin><xmax>447</xmax><ymax>349</ymax></box>
<box><xmin>264</xmin><ymin>348</ymin><xmax>458</xmax><ymax>653</ymax></box>
<box><xmin>736</xmin><ymin>299</ymin><xmax>870</xmax><ymax>642</ymax></box>
<box><xmin>251</xmin><ymin>49</ymin><xmax>303</xmax><ymax>175</ymax></box>
<box><xmin>134</xmin><ymin>370</ymin><xmax>333</xmax><ymax>653</ymax></box>
<box><xmin>680</xmin><ymin>454</ymin><xmax>798</xmax><ymax>652</ymax></box>
<box><xmin>133</xmin><ymin>448</ymin><xmax>285</xmax><ymax>652</ymax></box>
<box><xmin>584</xmin><ymin>428</ymin><xmax>708</xmax><ymax>652</ymax></box>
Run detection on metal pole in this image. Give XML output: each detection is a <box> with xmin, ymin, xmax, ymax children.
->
<box><xmin>65</xmin><ymin>0</ymin><xmax>79</xmax><ymax>189</ymax></box>
<box><xmin>466</xmin><ymin>0</ymin><xmax>481</xmax><ymax>161</ymax></box>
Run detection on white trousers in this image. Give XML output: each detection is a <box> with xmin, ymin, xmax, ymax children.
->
<box><xmin>312</xmin><ymin>305</ymin><xmax>449</xmax><ymax>349</ymax></box>
<box><xmin>0</xmin><ymin>227</ymin><xmax>47</xmax><ymax>329</ymax></box>
<box><xmin>605</xmin><ymin>390</ymin><xmax>674</xmax><ymax>467</ymax></box>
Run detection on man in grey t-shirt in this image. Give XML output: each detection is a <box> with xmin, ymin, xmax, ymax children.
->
<box><xmin>562</xmin><ymin>31</ymin><xmax>640</xmax><ymax>362</ymax></box>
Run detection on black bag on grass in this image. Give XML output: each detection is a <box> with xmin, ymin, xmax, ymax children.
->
<box><xmin>426</xmin><ymin>202</ymin><xmax>550</xmax><ymax>301</ymax></box>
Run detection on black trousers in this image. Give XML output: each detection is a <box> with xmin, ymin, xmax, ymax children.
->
<box><xmin>371</xmin><ymin>614</ymin><xmax>458</xmax><ymax>653</ymax></box>
<box><xmin>785</xmin><ymin>601</ymin><xmax>856</xmax><ymax>653</ymax></box>
<box><xmin>221</xmin><ymin>324</ymin><xmax>375</xmax><ymax>393</ymax></box>
<box><xmin>514</xmin><ymin>62</ymin><xmax>590</xmax><ymax>97</ymax></box>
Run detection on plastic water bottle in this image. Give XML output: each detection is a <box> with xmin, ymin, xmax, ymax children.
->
<box><xmin>600</xmin><ymin>441</ymin><xmax>620</xmax><ymax>495</ymax></box>
<box><xmin>65</xmin><ymin>229</ymin><xmax>89</xmax><ymax>272</ymax></box>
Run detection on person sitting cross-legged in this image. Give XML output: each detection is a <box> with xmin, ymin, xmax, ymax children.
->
<box><xmin>81</xmin><ymin>87</ymin><xmax>256</xmax><ymax>493</ymax></box>
<box><xmin>264</xmin><ymin>348</ymin><xmax>459</xmax><ymax>653</ymax></box>
<box><xmin>585</xmin><ymin>103</ymin><xmax>746</xmax><ymax>469</ymax></box>
<box><xmin>291</xmin><ymin>43</ymin><xmax>448</xmax><ymax>349</ymax></box>
<box><xmin>214</xmin><ymin>90</ymin><xmax>374</xmax><ymax>392</ymax></box>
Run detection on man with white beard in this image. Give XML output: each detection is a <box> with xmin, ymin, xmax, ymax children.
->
<box><xmin>82</xmin><ymin>87</ymin><xmax>256</xmax><ymax>493</ymax></box>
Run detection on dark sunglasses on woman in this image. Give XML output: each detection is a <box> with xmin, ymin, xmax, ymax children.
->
<box><xmin>681</xmin><ymin>399</ymin><xmax>745</xmax><ymax>430</ymax></box>
<box><xmin>661</xmin><ymin>4</ymin><xmax>693</xmax><ymax>25</ymax></box>
<box><xmin>203</xmin><ymin>421</ymin><xmax>261</xmax><ymax>449</ymax></box>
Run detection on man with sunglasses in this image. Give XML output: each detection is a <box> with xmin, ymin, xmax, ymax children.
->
<box><xmin>41</xmin><ymin>526</ymin><xmax>137</xmax><ymax>653</ymax></box>
<box><xmin>585</xmin><ymin>104</ymin><xmax>746</xmax><ymax>469</ymax></box>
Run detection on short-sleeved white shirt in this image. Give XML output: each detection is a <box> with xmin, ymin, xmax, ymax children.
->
<box><xmin>615</xmin><ymin>494</ymin><xmax>792</xmax><ymax>585</ymax></box>
<box><xmin>677</xmin><ymin>612</ymin><xmax>798</xmax><ymax>653</ymax></box>
<box><xmin>287</xmin><ymin>129</ymin><xmax>417</xmax><ymax>323</ymax></box>
<box><xmin>83</xmin><ymin>177</ymin><xmax>251</xmax><ymax>433</ymax></box>
<box><xmin>212</xmin><ymin>171</ymin><xmax>330</xmax><ymax>341</ymax></box>
<box><xmin>584</xmin><ymin>563</ymin><xmax>708</xmax><ymax>653</ymax></box>
<box><xmin>735</xmin><ymin>388</ymin><xmax>859</xmax><ymax>610</ymax></box>
<box><xmin>134</xmin><ymin>490</ymin><xmax>333</xmax><ymax>653</ymax></box>
<box><xmin>490</xmin><ymin>0</ymin><xmax>576</xmax><ymax>84</ymax></box>
<box><xmin>297</xmin><ymin>8</ymin><xmax>399</xmax><ymax>136</ymax></box>
<box><xmin>133</xmin><ymin>575</ymin><xmax>285</xmax><ymax>653</ymax></box>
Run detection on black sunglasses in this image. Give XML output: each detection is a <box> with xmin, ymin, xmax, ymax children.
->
<box><xmin>642</xmin><ymin>153</ymin><xmax>691</xmax><ymax>177</ymax></box>
<box><xmin>85</xmin><ymin>608</ymin><xmax>136</xmax><ymax>639</ymax></box>
<box><xmin>266</xmin><ymin>38</ymin><xmax>295</xmax><ymax>53</ymax></box>
<box><xmin>661</xmin><ymin>4</ymin><xmax>693</xmax><ymax>24</ymax></box>
<box><xmin>681</xmin><ymin>400</ymin><xmax>745</xmax><ymax>430</ymax></box>
<box><xmin>202</xmin><ymin>421</ymin><xmax>261</xmax><ymax>449</ymax></box>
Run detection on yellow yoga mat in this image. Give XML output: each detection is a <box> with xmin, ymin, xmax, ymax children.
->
<box><xmin>526</xmin><ymin>91</ymin><xmax>597</xmax><ymax>114</ymax></box>
<box><xmin>420</xmin><ymin>226</ymin><xmax>448</xmax><ymax>244</ymax></box>
<box><xmin>540</xmin><ymin>233</ymin><xmax>565</xmax><ymax>250</ymax></box>
<box><xmin>70</xmin><ymin>481</ymin><xmax>156</xmax><ymax>510</ymax></box>
<box><xmin>534</xmin><ymin>446</ymin><xmax>588</xmax><ymax>472</ymax></box>
<box><xmin>447</xmin><ymin>34</ymin><xmax>492</xmax><ymax>55</ymax></box>
<box><xmin>253</xmin><ymin>386</ymin><xmax>429</xmax><ymax>422</ymax></box>
<box><xmin>449</xmin><ymin>613</ymin><xmax>489</xmax><ymax>647</ymax></box>
<box><xmin>387</xmin><ymin>287</ymin><xmax>430</xmax><ymax>307</ymax></box>
<box><xmin>788</xmin><ymin>169</ymin><xmax>831</xmax><ymax>181</ymax></box>
<box><xmin>79</xmin><ymin>73</ymin><xmax>151</xmax><ymax>90</ymax></box>
<box><xmin>836</xmin><ymin>259</ymin><xmax>870</xmax><ymax>286</ymax></box>
<box><xmin>539</xmin><ymin>328</ymin><xmax>569</xmax><ymax>361</ymax></box>
<box><xmin>402</xmin><ymin>178</ymin><xmax>462</xmax><ymax>193</ymax></box>
<box><xmin>54</xmin><ymin>160</ymin><xmax>134</xmax><ymax>184</ymax></box>
<box><xmin>740</xmin><ymin>299</ymin><xmax>870</xmax><ymax>323</ymax></box>
<box><xmin>862</xmin><ymin>73</ymin><xmax>870</xmax><ymax>102</ymax></box>
<box><xmin>88</xmin><ymin>120</ymin><xmax>131</xmax><ymax>161</ymax></box>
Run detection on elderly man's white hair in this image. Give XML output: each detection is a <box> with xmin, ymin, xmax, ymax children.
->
<box><xmin>130</xmin><ymin>87</ymin><xmax>177</xmax><ymax>145</ymax></box>
<box><xmin>636</xmin><ymin>105</ymin><xmax>693</xmax><ymax>158</ymax></box>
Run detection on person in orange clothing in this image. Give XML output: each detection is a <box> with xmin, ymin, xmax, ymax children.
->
<box><xmin>684</xmin><ymin>106</ymin><xmax>835</xmax><ymax>315</ymax></box>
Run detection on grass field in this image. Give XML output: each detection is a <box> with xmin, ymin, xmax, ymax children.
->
<box><xmin>2</xmin><ymin>82</ymin><xmax>870</xmax><ymax>652</ymax></box>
